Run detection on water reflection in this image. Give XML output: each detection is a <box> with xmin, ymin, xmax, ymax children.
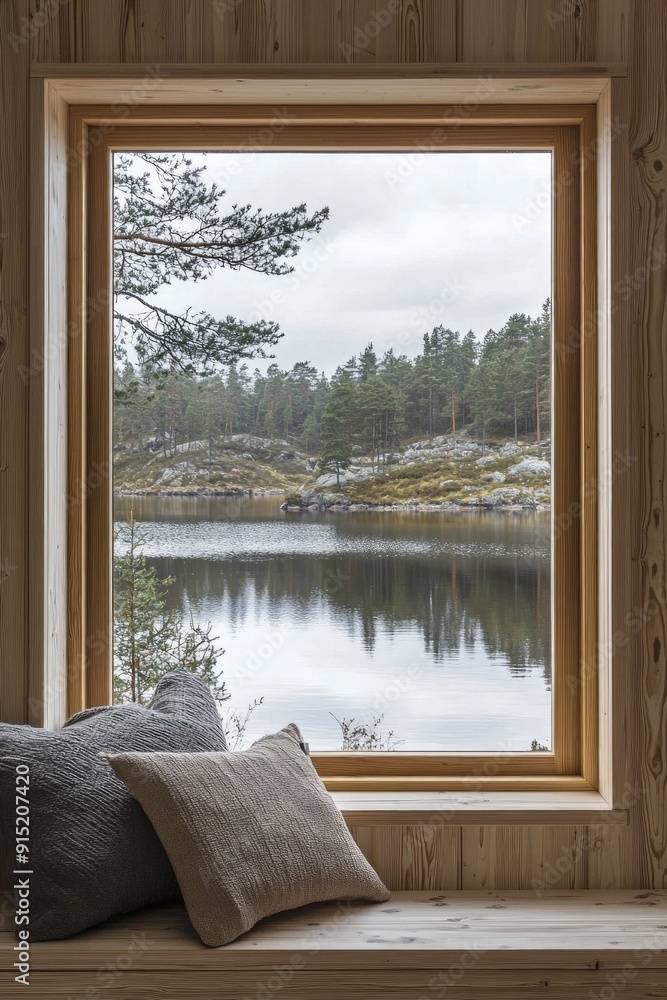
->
<box><xmin>114</xmin><ymin>495</ymin><xmax>551</xmax><ymax>751</ymax></box>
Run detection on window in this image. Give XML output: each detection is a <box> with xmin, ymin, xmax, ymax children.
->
<box><xmin>68</xmin><ymin>106</ymin><xmax>596</xmax><ymax>790</ymax></box>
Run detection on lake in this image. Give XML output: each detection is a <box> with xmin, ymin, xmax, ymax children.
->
<box><xmin>114</xmin><ymin>495</ymin><xmax>552</xmax><ymax>752</ymax></box>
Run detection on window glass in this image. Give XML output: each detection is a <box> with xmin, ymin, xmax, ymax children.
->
<box><xmin>113</xmin><ymin>150</ymin><xmax>552</xmax><ymax>752</ymax></box>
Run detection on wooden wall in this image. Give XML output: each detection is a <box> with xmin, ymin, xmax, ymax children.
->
<box><xmin>1</xmin><ymin>0</ymin><xmax>665</xmax><ymax>892</ymax></box>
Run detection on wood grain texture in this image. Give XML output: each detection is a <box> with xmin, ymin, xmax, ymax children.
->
<box><xmin>103</xmin><ymin>121</ymin><xmax>561</xmax><ymax>150</ymax></box>
<box><xmin>0</xmin><ymin>0</ymin><xmax>663</xmax><ymax>897</ymax></box>
<box><xmin>84</xmin><ymin>136</ymin><xmax>113</xmax><ymax>708</ymax></box>
<box><xmin>3</xmin><ymin>972</ymin><xmax>667</xmax><ymax>1000</ymax></box>
<box><xmin>552</xmin><ymin>123</ymin><xmax>583</xmax><ymax>775</ymax></box>
<box><xmin>77</xmin><ymin>107</ymin><xmax>587</xmax><ymax>797</ymax></box>
<box><xmin>28</xmin><ymin>0</ymin><xmax>631</xmax><ymax>66</ymax></box>
<box><xmin>27</xmin><ymin>78</ymin><xmax>69</xmax><ymax>730</ymax></box>
<box><xmin>350</xmin><ymin>825</ymin><xmax>461</xmax><ymax>888</ymax></box>
<box><xmin>631</xmin><ymin>0</ymin><xmax>667</xmax><ymax>889</ymax></box>
<box><xmin>461</xmin><ymin>825</ymin><xmax>594</xmax><ymax>889</ymax></box>
<box><xmin>333</xmin><ymin>788</ymin><xmax>626</xmax><ymax>826</ymax></box>
<box><xmin>579</xmin><ymin>105</ymin><xmax>599</xmax><ymax>790</ymax></box>
<box><xmin>0</xmin><ymin>0</ymin><xmax>29</xmax><ymax>725</ymax></box>
<box><xmin>2</xmin><ymin>891</ymin><xmax>667</xmax><ymax>971</ymax></box>
<box><xmin>455</xmin><ymin>0</ymin><xmax>631</xmax><ymax>64</ymax></box>
<box><xmin>66</xmin><ymin>111</ymin><xmax>88</xmax><ymax>718</ymax></box>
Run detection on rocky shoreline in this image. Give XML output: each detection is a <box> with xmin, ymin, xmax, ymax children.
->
<box><xmin>113</xmin><ymin>432</ymin><xmax>551</xmax><ymax>510</ymax></box>
<box><xmin>280</xmin><ymin>490</ymin><xmax>550</xmax><ymax>513</ymax></box>
<box><xmin>114</xmin><ymin>487</ymin><xmax>287</xmax><ymax>498</ymax></box>
<box><xmin>113</xmin><ymin>485</ymin><xmax>549</xmax><ymax>511</ymax></box>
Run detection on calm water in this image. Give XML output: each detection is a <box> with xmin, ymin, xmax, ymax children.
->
<box><xmin>114</xmin><ymin>495</ymin><xmax>551</xmax><ymax>751</ymax></box>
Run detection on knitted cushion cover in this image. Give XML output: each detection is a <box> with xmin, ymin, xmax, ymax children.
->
<box><xmin>0</xmin><ymin>669</ymin><xmax>227</xmax><ymax>940</ymax></box>
<box><xmin>104</xmin><ymin>724</ymin><xmax>390</xmax><ymax>947</ymax></box>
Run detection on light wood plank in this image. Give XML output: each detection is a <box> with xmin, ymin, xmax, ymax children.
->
<box><xmin>579</xmin><ymin>105</ymin><xmax>599</xmax><ymax>789</ymax></box>
<box><xmin>2</xmin><ymin>970</ymin><xmax>666</xmax><ymax>1000</ymax></box>
<box><xmin>598</xmin><ymin>69</ymin><xmax>644</xmax><ymax>886</ymax></box>
<box><xmin>2</xmin><ymin>892</ymin><xmax>667</xmax><ymax>973</ymax></box>
<box><xmin>27</xmin><ymin>78</ymin><xmax>69</xmax><ymax>729</ymax></box>
<box><xmin>85</xmin><ymin>135</ymin><xmax>113</xmax><ymax>708</ymax></box>
<box><xmin>552</xmin><ymin>122</ymin><xmax>582</xmax><ymax>774</ymax></box>
<box><xmin>70</xmin><ymin>101</ymin><xmax>597</xmax><ymax>126</ymax></box>
<box><xmin>332</xmin><ymin>789</ymin><xmax>627</xmax><ymax>825</ymax></box>
<box><xmin>66</xmin><ymin>109</ymin><xmax>88</xmax><ymax>717</ymax></box>
<box><xmin>102</xmin><ymin>121</ymin><xmax>560</xmax><ymax>151</ymax></box>
<box><xmin>0</xmin><ymin>0</ymin><xmax>29</xmax><ymax>726</ymax></box>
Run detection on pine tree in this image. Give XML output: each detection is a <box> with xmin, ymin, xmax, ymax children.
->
<box><xmin>318</xmin><ymin>373</ymin><xmax>357</xmax><ymax>484</ymax></box>
<box><xmin>114</xmin><ymin>514</ymin><xmax>228</xmax><ymax>707</ymax></box>
<box><xmin>526</xmin><ymin>299</ymin><xmax>551</xmax><ymax>443</ymax></box>
<box><xmin>113</xmin><ymin>152</ymin><xmax>329</xmax><ymax>379</ymax></box>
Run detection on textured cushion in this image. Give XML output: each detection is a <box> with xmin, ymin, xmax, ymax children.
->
<box><xmin>0</xmin><ymin>669</ymin><xmax>227</xmax><ymax>940</ymax></box>
<box><xmin>104</xmin><ymin>724</ymin><xmax>390</xmax><ymax>947</ymax></box>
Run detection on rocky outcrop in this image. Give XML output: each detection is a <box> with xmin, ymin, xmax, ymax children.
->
<box><xmin>313</xmin><ymin>467</ymin><xmax>375</xmax><ymax>488</ymax></box>
<box><xmin>509</xmin><ymin>457</ymin><xmax>551</xmax><ymax>477</ymax></box>
<box><xmin>499</xmin><ymin>442</ymin><xmax>522</xmax><ymax>457</ymax></box>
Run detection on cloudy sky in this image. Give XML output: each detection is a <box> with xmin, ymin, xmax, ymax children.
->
<box><xmin>128</xmin><ymin>150</ymin><xmax>552</xmax><ymax>376</ymax></box>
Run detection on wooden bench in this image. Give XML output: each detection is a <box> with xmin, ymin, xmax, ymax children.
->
<box><xmin>2</xmin><ymin>890</ymin><xmax>667</xmax><ymax>998</ymax></box>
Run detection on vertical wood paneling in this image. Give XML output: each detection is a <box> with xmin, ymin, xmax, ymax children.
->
<box><xmin>134</xmin><ymin>0</ymin><xmax>188</xmax><ymax>63</ymax></box>
<box><xmin>351</xmin><ymin>826</ymin><xmax>461</xmax><ymax>890</ymax></box>
<box><xmin>631</xmin><ymin>0</ymin><xmax>667</xmax><ymax>889</ymax></box>
<box><xmin>610</xmin><ymin>75</ymin><xmax>645</xmax><ymax>886</ymax></box>
<box><xmin>27</xmin><ymin>0</ymin><xmax>632</xmax><ymax>66</ymax></box>
<box><xmin>585</xmin><ymin>824</ymin><xmax>636</xmax><ymax>889</ymax></box>
<box><xmin>232</xmin><ymin>0</ymin><xmax>276</xmax><ymax>62</ymax></box>
<box><xmin>339</xmin><ymin>0</ymin><xmax>378</xmax><ymax>64</ymax></box>
<box><xmin>9</xmin><ymin>0</ymin><xmax>666</xmax><ymax>894</ymax></box>
<box><xmin>81</xmin><ymin>0</ymin><xmax>135</xmax><ymax>64</ymax></box>
<box><xmin>592</xmin><ymin>0</ymin><xmax>632</xmax><ymax>63</ymax></box>
<box><xmin>29</xmin><ymin>0</ymin><xmax>62</xmax><ymax>62</ymax></box>
<box><xmin>456</xmin><ymin>0</ymin><xmax>527</xmax><ymax>62</ymax></box>
<box><xmin>350</xmin><ymin>825</ymin><xmax>405</xmax><ymax>888</ymax></box>
<box><xmin>455</xmin><ymin>0</ymin><xmax>632</xmax><ymax>64</ymax></box>
<box><xmin>400</xmin><ymin>824</ymin><xmax>461</xmax><ymax>889</ymax></box>
<box><xmin>462</xmin><ymin>826</ymin><xmax>590</xmax><ymax>889</ymax></box>
<box><xmin>0</xmin><ymin>0</ymin><xmax>29</xmax><ymax>725</ymax></box>
<box><xmin>377</xmin><ymin>0</ymin><xmax>457</xmax><ymax>63</ymax></box>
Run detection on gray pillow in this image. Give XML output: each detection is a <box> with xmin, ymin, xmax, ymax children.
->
<box><xmin>104</xmin><ymin>724</ymin><xmax>390</xmax><ymax>947</ymax></box>
<box><xmin>0</xmin><ymin>669</ymin><xmax>227</xmax><ymax>940</ymax></box>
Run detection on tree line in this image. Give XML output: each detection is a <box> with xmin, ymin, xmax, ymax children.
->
<box><xmin>114</xmin><ymin>301</ymin><xmax>551</xmax><ymax>471</ymax></box>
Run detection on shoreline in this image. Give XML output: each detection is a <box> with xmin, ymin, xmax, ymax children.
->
<box><xmin>113</xmin><ymin>488</ymin><xmax>550</xmax><ymax>513</ymax></box>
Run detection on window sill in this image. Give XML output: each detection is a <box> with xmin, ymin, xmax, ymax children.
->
<box><xmin>332</xmin><ymin>789</ymin><xmax>627</xmax><ymax>826</ymax></box>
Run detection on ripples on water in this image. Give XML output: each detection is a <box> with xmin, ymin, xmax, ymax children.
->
<box><xmin>114</xmin><ymin>496</ymin><xmax>552</xmax><ymax>751</ymax></box>
<box><xmin>115</xmin><ymin>516</ymin><xmax>546</xmax><ymax>561</ymax></box>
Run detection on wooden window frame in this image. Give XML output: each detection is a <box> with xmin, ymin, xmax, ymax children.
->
<box><xmin>60</xmin><ymin>103</ymin><xmax>596</xmax><ymax>793</ymax></box>
<box><xmin>32</xmin><ymin>72</ymin><xmax>623</xmax><ymax>814</ymax></box>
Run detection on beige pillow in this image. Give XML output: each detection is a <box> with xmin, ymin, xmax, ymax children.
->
<box><xmin>102</xmin><ymin>724</ymin><xmax>389</xmax><ymax>946</ymax></box>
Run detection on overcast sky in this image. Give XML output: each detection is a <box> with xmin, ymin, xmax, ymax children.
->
<box><xmin>128</xmin><ymin>151</ymin><xmax>552</xmax><ymax>376</ymax></box>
